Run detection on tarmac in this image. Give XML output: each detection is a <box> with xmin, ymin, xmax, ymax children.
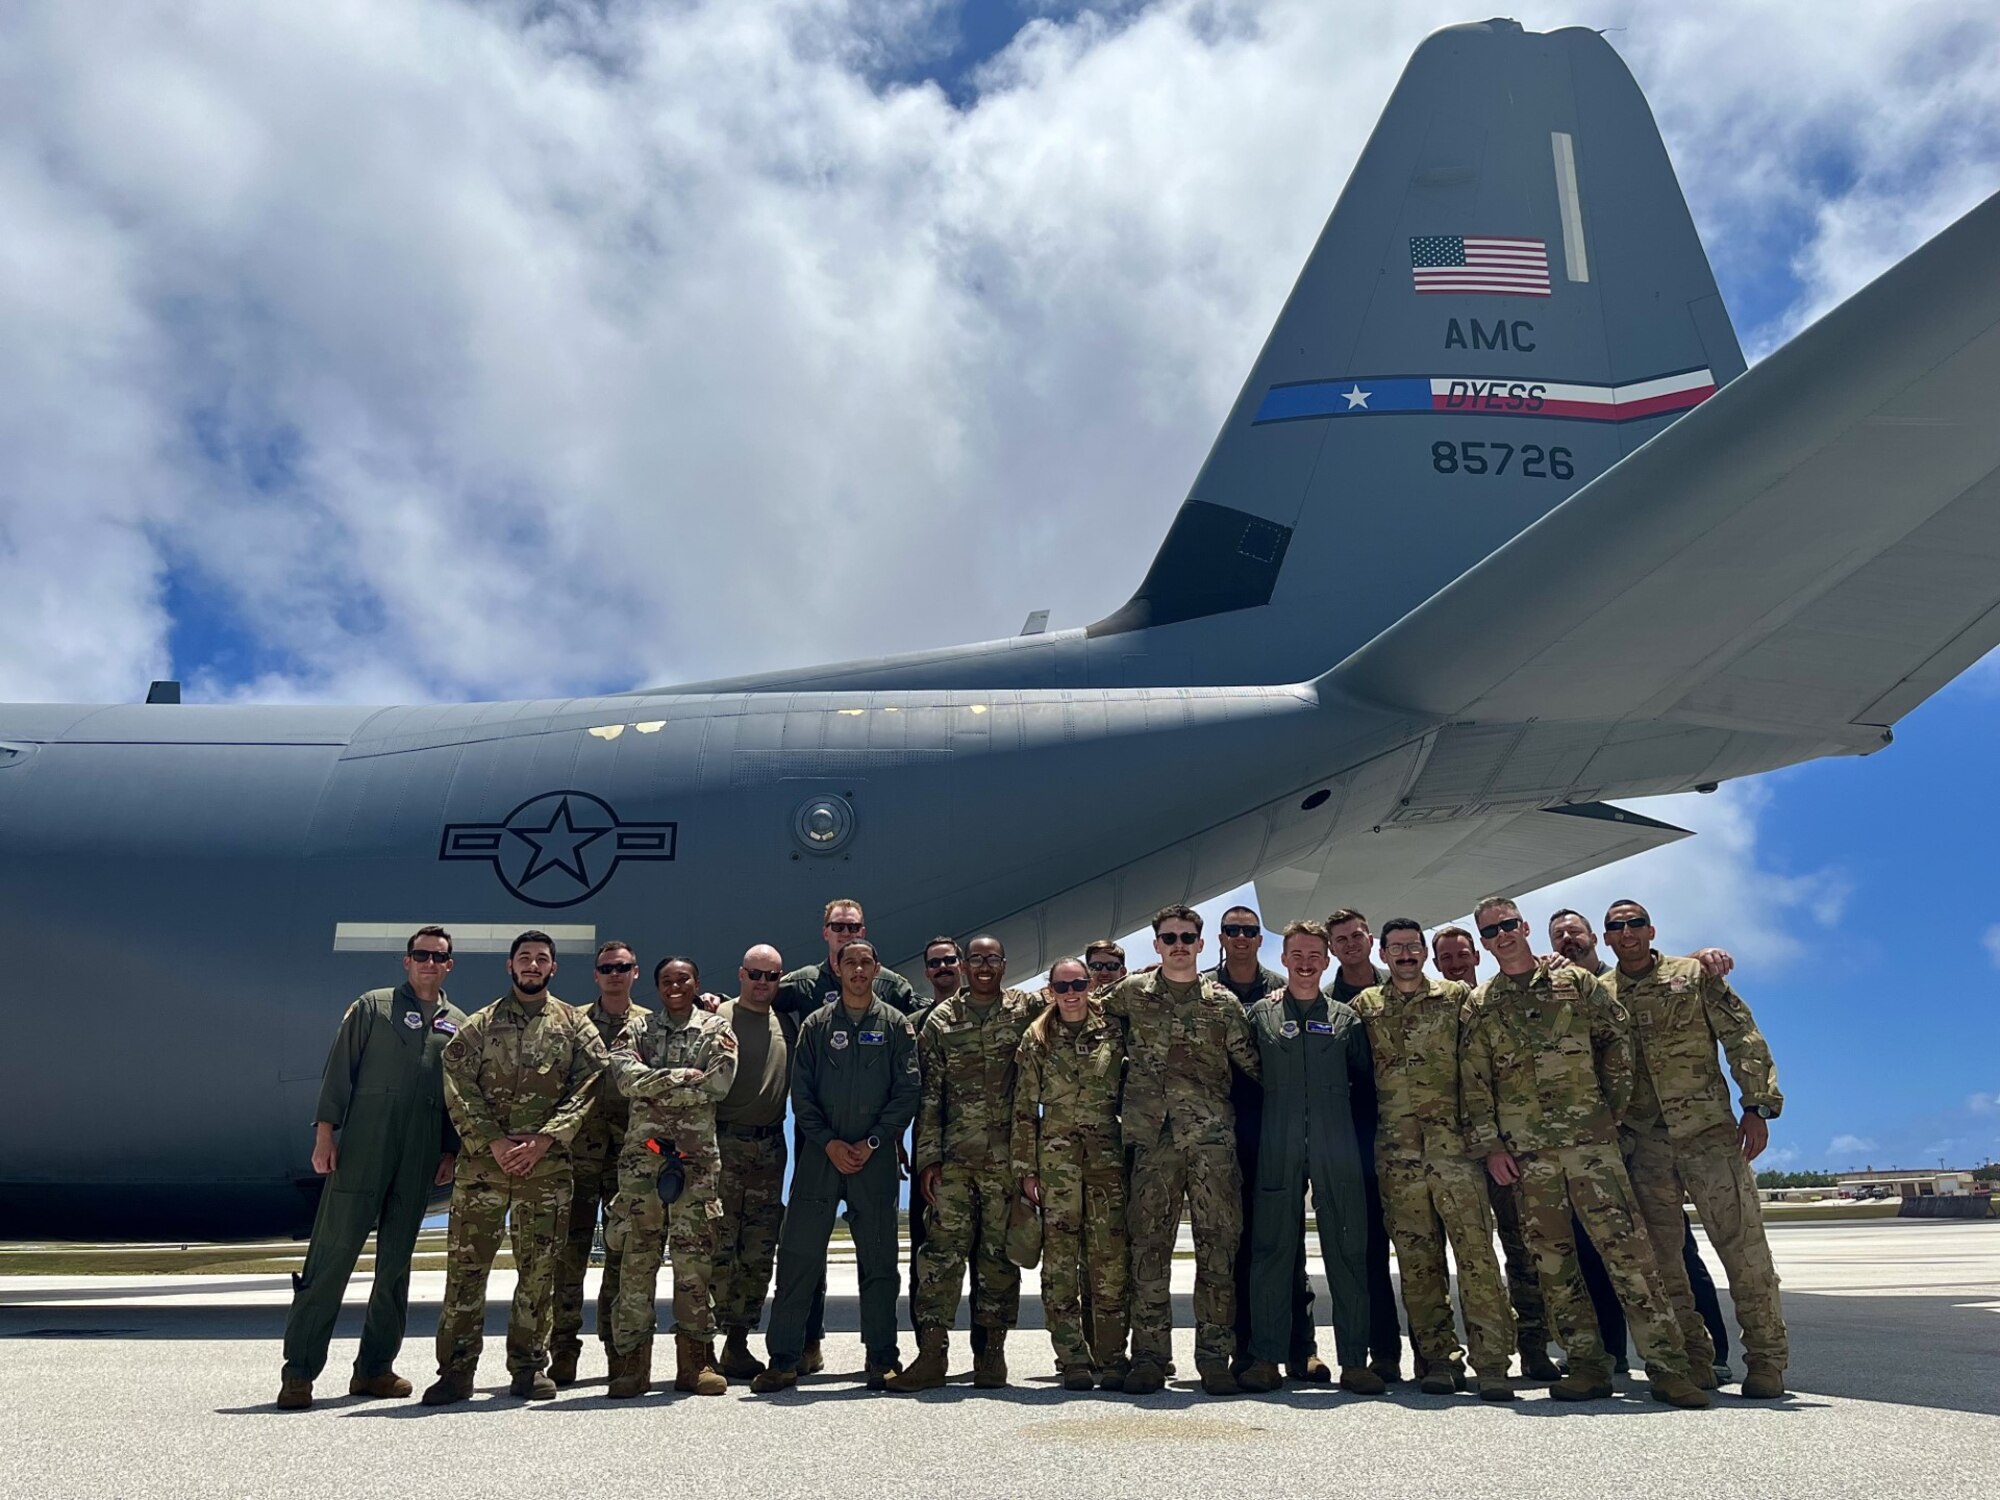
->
<box><xmin>2</xmin><ymin>1217</ymin><xmax>1995</xmax><ymax>1500</ymax></box>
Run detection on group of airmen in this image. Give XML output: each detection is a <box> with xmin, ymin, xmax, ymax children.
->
<box><xmin>274</xmin><ymin>891</ymin><xmax>1790</xmax><ymax>1412</ymax></box>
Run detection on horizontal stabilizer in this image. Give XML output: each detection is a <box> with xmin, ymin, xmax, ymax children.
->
<box><xmin>1330</xmin><ymin>189</ymin><xmax>2000</xmax><ymax>743</ymax></box>
<box><xmin>1255</xmin><ymin>801</ymin><xmax>1691</xmax><ymax>930</ymax></box>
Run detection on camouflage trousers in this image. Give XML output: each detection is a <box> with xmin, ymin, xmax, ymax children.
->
<box><xmin>1128</xmin><ymin>1134</ymin><xmax>1240</xmax><ymax>1367</ymax></box>
<box><xmin>604</xmin><ymin>1139</ymin><xmax>723</xmax><ymax>1353</ymax></box>
<box><xmin>1514</xmin><ymin>1143</ymin><xmax>1691</xmax><ymax>1383</ymax></box>
<box><xmin>1486</xmin><ymin>1173</ymin><xmax>1551</xmax><ymax>1355</ymax></box>
<box><xmin>435</xmin><ymin>1156</ymin><xmax>571</xmax><ymax>1378</ymax></box>
<box><xmin>1380</xmin><ymin>1152</ymin><xmax>1513</xmax><ymax>1379</ymax></box>
<box><xmin>1042</xmin><ymin>1175</ymin><xmax>1128</xmax><ymax>1372</ymax></box>
<box><xmin>1630</xmin><ymin>1121</ymin><xmax>1788</xmax><ymax>1368</ymax></box>
<box><xmin>711</xmin><ymin>1127</ymin><xmax>786</xmax><ymax>1332</ymax></box>
<box><xmin>912</xmin><ymin>1162</ymin><xmax>1022</xmax><ymax>1331</ymax></box>
<box><xmin>550</xmin><ymin>1154</ymin><xmax>620</xmax><ymax>1356</ymax></box>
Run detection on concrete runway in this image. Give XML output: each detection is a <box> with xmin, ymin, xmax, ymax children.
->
<box><xmin>3</xmin><ymin>1217</ymin><xmax>1995</xmax><ymax>1500</ymax></box>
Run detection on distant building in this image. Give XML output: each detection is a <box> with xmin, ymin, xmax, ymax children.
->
<box><xmin>1835</xmin><ymin>1168</ymin><xmax>1978</xmax><ymax>1199</ymax></box>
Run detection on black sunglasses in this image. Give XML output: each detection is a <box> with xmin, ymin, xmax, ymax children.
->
<box><xmin>1087</xmin><ymin>959</ymin><xmax>1124</xmax><ymax>973</ymax></box>
<box><xmin>1156</xmin><ymin>931</ymin><xmax>1200</xmax><ymax>945</ymax></box>
<box><xmin>743</xmin><ymin>967</ymin><xmax>783</xmax><ymax>982</ymax></box>
<box><xmin>1603</xmin><ymin>915</ymin><xmax>1651</xmax><ymax>931</ymax></box>
<box><xmin>1477</xmin><ymin>917</ymin><xmax>1525</xmax><ymax>939</ymax></box>
<box><xmin>408</xmin><ymin>949</ymin><xmax>452</xmax><ymax>964</ymax></box>
<box><xmin>596</xmin><ymin>961</ymin><xmax>637</xmax><ymax>975</ymax></box>
<box><xmin>1220</xmin><ymin>924</ymin><xmax>1260</xmax><ymax>939</ymax></box>
<box><xmin>825</xmin><ymin>920</ymin><xmax>863</xmax><ymax>934</ymax></box>
<box><xmin>1049</xmin><ymin>979</ymin><xmax>1091</xmax><ymax>994</ymax></box>
<box><xmin>925</xmin><ymin>954</ymin><xmax>961</xmax><ymax>969</ymax></box>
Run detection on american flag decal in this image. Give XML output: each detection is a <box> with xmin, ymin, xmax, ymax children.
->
<box><xmin>1410</xmin><ymin>235</ymin><xmax>1551</xmax><ymax>297</ymax></box>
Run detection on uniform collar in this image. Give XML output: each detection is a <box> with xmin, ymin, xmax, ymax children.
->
<box><xmin>1615</xmin><ymin>949</ymin><xmax>1665</xmax><ymax>982</ymax></box>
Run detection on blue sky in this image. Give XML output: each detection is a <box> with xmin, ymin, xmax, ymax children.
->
<box><xmin>2</xmin><ymin>1</ymin><xmax>1996</xmax><ymax>1170</ymax></box>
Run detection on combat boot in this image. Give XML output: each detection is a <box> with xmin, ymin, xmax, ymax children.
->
<box><xmin>750</xmin><ymin>1365</ymin><xmax>797</xmax><ymax>1393</ymax></box>
<box><xmin>1339</xmin><ymin>1366</ymin><xmax>1387</xmax><ymax>1395</ymax></box>
<box><xmin>1648</xmin><ymin>1370</ymin><xmax>1711</xmax><ymax>1409</ymax></box>
<box><xmin>1550</xmin><ymin>1369</ymin><xmax>1613</xmax><ymax>1402</ymax></box>
<box><xmin>720</xmin><ymin>1328</ymin><xmax>765</xmax><ymax>1380</ymax></box>
<box><xmin>606</xmin><ymin>1342</ymin><xmax>652</xmax><ymax>1399</ymax></box>
<box><xmin>1122</xmin><ymin>1360</ymin><xmax>1166</xmax><ymax>1395</ymax></box>
<box><xmin>883</xmin><ymin>1326</ymin><xmax>949</xmax><ymax>1392</ymax></box>
<box><xmin>419</xmin><ymin>1371</ymin><xmax>473</xmax><ymax>1406</ymax></box>
<box><xmin>1418</xmin><ymin>1363</ymin><xmax>1467</xmax><ymax>1395</ymax></box>
<box><xmin>1287</xmin><ymin>1355</ymin><xmax>1331</xmax><ymax>1384</ymax></box>
<box><xmin>1519</xmin><ymin>1341</ymin><xmax>1562</xmax><ymax>1381</ymax></box>
<box><xmin>972</xmin><ymin>1329</ymin><xmax>1009</xmax><ymax>1389</ymax></box>
<box><xmin>1237</xmin><ymin>1360</ymin><xmax>1284</xmax><ymax>1393</ymax></box>
<box><xmin>865</xmin><ymin>1361</ymin><xmax>901</xmax><ymax>1391</ymax></box>
<box><xmin>1477</xmin><ymin>1376</ymin><xmax>1517</xmax><ymax>1403</ymax></box>
<box><xmin>1691</xmin><ymin>1359</ymin><xmax>1720</xmax><ymax>1390</ymax></box>
<box><xmin>1368</xmin><ymin>1355</ymin><xmax>1402</xmax><ymax>1384</ymax></box>
<box><xmin>798</xmin><ymin>1339</ymin><xmax>825</xmax><ymax>1375</ymax></box>
<box><xmin>347</xmin><ymin>1371</ymin><xmax>412</xmax><ymax>1399</ymax></box>
<box><xmin>1061</xmin><ymin>1365</ymin><xmax>1096</xmax><ymax>1391</ymax></box>
<box><xmin>1740</xmin><ymin>1362</ymin><xmax>1787</xmax><ymax>1400</ymax></box>
<box><xmin>674</xmin><ymin>1333</ymin><xmax>728</xmax><ymax>1395</ymax></box>
<box><xmin>1096</xmin><ymin>1357</ymin><xmax>1128</xmax><ymax>1392</ymax></box>
<box><xmin>547</xmin><ymin>1346</ymin><xmax>579</xmax><ymax>1386</ymax></box>
<box><xmin>1197</xmin><ymin>1361</ymin><xmax>1239</xmax><ymax>1396</ymax></box>
<box><xmin>275</xmin><ymin>1377</ymin><xmax>312</xmax><ymax>1410</ymax></box>
<box><xmin>509</xmin><ymin>1367</ymin><xmax>557</xmax><ymax>1400</ymax></box>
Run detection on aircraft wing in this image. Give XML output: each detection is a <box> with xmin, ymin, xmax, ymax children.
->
<box><xmin>1332</xmin><ymin>190</ymin><xmax>2000</xmax><ymax>747</ymax></box>
<box><xmin>1255</xmin><ymin>801</ymin><xmax>1690</xmax><ymax>930</ymax></box>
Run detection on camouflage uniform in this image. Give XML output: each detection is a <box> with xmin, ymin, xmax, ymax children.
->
<box><xmin>710</xmin><ymin>1000</ymin><xmax>792</xmax><ymax>1334</ymax></box>
<box><xmin>604</xmin><ymin>1007</ymin><xmax>739</xmax><ymax>1353</ymax></box>
<box><xmin>1460</xmin><ymin>963</ymin><xmax>1693</xmax><ymax>1384</ymax></box>
<box><xmin>1486</xmin><ymin>1173</ymin><xmax>1552</xmax><ymax>1358</ymax></box>
<box><xmin>1603</xmin><ymin>952</ymin><xmax>1787</xmax><ymax>1370</ymax></box>
<box><xmin>910</xmin><ymin>988</ymin><xmax>1047</xmax><ymax>1332</ymax></box>
<box><xmin>1350</xmin><ymin>977</ymin><xmax>1512</xmax><ymax>1379</ymax></box>
<box><xmin>1098</xmin><ymin>972</ymin><xmax>1260</xmax><ymax>1372</ymax></box>
<box><xmin>551</xmin><ymin>999</ymin><xmax>650</xmax><ymax>1364</ymax></box>
<box><xmin>438</xmin><ymin>993</ymin><xmax>607</xmax><ymax>1380</ymax></box>
<box><xmin>1013</xmin><ymin>1005</ymin><xmax>1129</xmax><ymax>1373</ymax></box>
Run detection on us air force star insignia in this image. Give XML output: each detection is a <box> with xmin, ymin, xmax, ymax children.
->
<box><xmin>829</xmin><ymin>1030</ymin><xmax>851</xmax><ymax>1051</ymax></box>
<box><xmin>1342</xmin><ymin>385</ymin><xmax>1371</xmax><ymax>409</ymax></box>
<box><xmin>439</xmin><ymin>790</ymin><xmax>677</xmax><ymax>908</ymax></box>
<box><xmin>1280</xmin><ymin>1019</ymin><xmax>1300</xmax><ymax>1039</ymax></box>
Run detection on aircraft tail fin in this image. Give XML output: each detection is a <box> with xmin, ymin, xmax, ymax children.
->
<box><xmin>1089</xmin><ymin>19</ymin><xmax>1742</xmax><ymax>684</ymax></box>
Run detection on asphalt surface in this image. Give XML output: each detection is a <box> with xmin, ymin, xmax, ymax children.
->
<box><xmin>3</xmin><ymin>1218</ymin><xmax>1995</xmax><ymax>1499</ymax></box>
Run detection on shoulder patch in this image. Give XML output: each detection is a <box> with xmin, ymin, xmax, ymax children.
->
<box><xmin>829</xmin><ymin>1030</ymin><xmax>851</xmax><ymax>1051</ymax></box>
<box><xmin>403</xmin><ymin>1010</ymin><xmax>422</xmax><ymax>1029</ymax></box>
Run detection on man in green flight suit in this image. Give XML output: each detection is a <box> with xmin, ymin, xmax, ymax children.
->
<box><xmin>753</xmin><ymin>939</ymin><xmax>921</xmax><ymax>1392</ymax></box>
<box><xmin>276</xmin><ymin>926</ymin><xmax>467</xmax><ymax>1409</ymax></box>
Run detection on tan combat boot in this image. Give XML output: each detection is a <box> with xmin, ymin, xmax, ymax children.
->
<box><xmin>275</xmin><ymin>1376</ymin><xmax>312</xmax><ymax>1410</ymax></box>
<box><xmin>1197</xmin><ymin>1361</ymin><xmax>1239</xmax><ymax>1395</ymax></box>
<box><xmin>1419</xmin><ymin>1362</ymin><xmax>1468</xmax><ymax>1395</ymax></box>
<box><xmin>1339</xmin><ymin>1366</ymin><xmax>1387</xmax><ymax>1395</ymax></box>
<box><xmin>419</xmin><ymin>1370</ymin><xmax>473</xmax><ymax>1406</ymax></box>
<box><xmin>606</xmin><ymin>1342</ymin><xmax>652</xmax><ymax>1399</ymax></box>
<box><xmin>1550</xmin><ymin>1368</ymin><xmax>1613</xmax><ymax>1402</ymax></box>
<box><xmin>1649</xmin><ymin>1369</ymin><xmax>1712</xmax><ymax>1409</ymax></box>
<box><xmin>1477</xmin><ymin>1375</ymin><xmax>1517</xmax><ymax>1403</ymax></box>
<box><xmin>547</xmin><ymin>1346</ymin><xmax>579</xmax><ymax>1386</ymax></box>
<box><xmin>1237</xmin><ymin>1360</ymin><xmax>1284</xmax><ymax>1393</ymax></box>
<box><xmin>720</xmin><ymin>1329</ymin><xmax>765</xmax><ymax>1380</ymax></box>
<box><xmin>798</xmin><ymin>1339</ymin><xmax>825</xmax><ymax>1375</ymax></box>
<box><xmin>347</xmin><ymin>1371</ymin><xmax>412</xmax><ymax>1399</ymax></box>
<box><xmin>675</xmin><ymin>1333</ymin><xmax>728</xmax><ymax>1395</ymax></box>
<box><xmin>1740</xmin><ymin>1362</ymin><xmax>1787</xmax><ymax>1400</ymax></box>
<box><xmin>883</xmin><ymin>1325</ymin><xmax>949</xmax><ymax>1392</ymax></box>
<box><xmin>1061</xmin><ymin>1365</ymin><xmax>1096</xmax><ymax>1391</ymax></box>
<box><xmin>749</xmin><ymin>1365</ymin><xmax>798</xmax><ymax>1393</ymax></box>
<box><xmin>509</xmin><ymin>1367</ymin><xmax>557</xmax><ymax>1399</ymax></box>
<box><xmin>972</xmin><ymin>1329</ymin><xmax>1009</xmax><ymax>1390</ymax></box>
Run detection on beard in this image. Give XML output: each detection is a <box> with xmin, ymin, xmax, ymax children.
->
<box><xmin>515</xmin><ymin>974</ymin><xmax>550</xmax><ymax>996</ymax></box>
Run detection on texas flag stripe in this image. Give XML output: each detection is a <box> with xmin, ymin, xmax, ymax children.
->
<box><xmin>1252</xmin><ymin>366</ymin><xmax>1717</xmax><ymax>425</ymax></box>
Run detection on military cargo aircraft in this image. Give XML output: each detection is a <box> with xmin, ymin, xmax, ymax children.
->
<box><xmin>5</xmin><ymin>19</ymin><xmax>1999</xmax><ymax>1239</ymax></box>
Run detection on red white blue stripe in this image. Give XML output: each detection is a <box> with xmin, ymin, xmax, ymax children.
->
<box><xmin>1253</xmin><ymin>367</ymin><xmax>1717</xmax><ymax>425</ymax></box>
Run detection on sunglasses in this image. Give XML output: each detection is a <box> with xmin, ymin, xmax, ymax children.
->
<box><xmin>825</xmin><ymin>921</ymin><xmax>863</xmax><ymax>935</ymax></box>
<box><xmin>1049</xmin><ymin>979</ymin><xmax>1091</xmax><ymax>994</ymax></box>
<box><xmin>1219</xmin><ymin>924</ymin><xmax>1260</xmax><ymax>939</ymax></box>
<box><xmin>743</xmin><ymin>967</ymin><xmax>783</xmax><ymax>983</ymax></box>
<box><xmin>967</xmin><ymin>953</ymin><xmax>1006</xmax><ymax>967</ymax></box>
<box><xmin>408</xmin><ymin>949</ymin><xmax>452</xmax><ymax>964</ymax></box>
<box><xmin>1477</xmin><ymin>917</ymin><xmax>1524</xmax><ymax>939</ymax></box>
<box><xmin>1603</xmin><ymin>916</ymin><xmax>1651</xmax><ymax>932</ymax></box>
<box><xmin>596</xmin><ymin>961</ymin><xmax>637</xmax><ymax>975</ymax></box>
<box><xmin>1087</xmin><ymin>959</ymin><xmax>1124</xmax><ymax>973</ymax></box>
<box><xmin>1156</xmin><ymin>931</ymin><xmax>1200</xmax><ymax>946</ymax></box>
<box><xmin>925</xmin><ymin>954</ymin><xmax>961</xmax><ymax>969</ymax></box>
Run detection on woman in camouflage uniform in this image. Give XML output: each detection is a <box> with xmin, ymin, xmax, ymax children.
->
<box><xmin>1012</xmin><ymin>958</ymin><xmax>1129</xmax><ymax>1390</ymax></box>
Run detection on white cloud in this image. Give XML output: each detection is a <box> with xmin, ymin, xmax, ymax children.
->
<box><xmin>1983</xmin><ymin>928</ymin><xmax>2000</xmax><ymax>970</ymax></box>
<box><xmin>1758</xmin><ymin>1145</ymin><xmax>1800</xmax><ymax>1170</ymax></box>
<box><xmin>1967</xmin><ymin>1092</ymin><xmax>1999</xmax><ymax>1116</ymax></box>
<box><xmin>1829</xmin><ymin>1134</ymin><xmax>1878</xmax><ymax>1159</ymax></box>
<box><xmin>1</xmin><ymin>1</ymin><xmax>1998</xmax><ymax>705</ymax></box>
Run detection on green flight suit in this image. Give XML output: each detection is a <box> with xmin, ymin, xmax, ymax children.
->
<box><xmin>281</xmin><ymin>982</ymin><xmax>467</xmax><ymax>1382</ymax></box>
<box><xmin>1245</xmin><ymin>991</ymin><xmax>1374</xmax><ymax>1369</ymax></box>
<box><xmin>764</xmin><ymin>996</ymin><xmax>921</xmax><ymax>1372</ymax></box>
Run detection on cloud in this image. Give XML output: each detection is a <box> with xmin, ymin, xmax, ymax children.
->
<box><xmin>1968</xmin><ymin>1092</ymin><xmax>1999</xmax><ymax>1116</ymax></box>
<box><xmin>1758</xmin><ymin>1145</ymin><xmax>1800</xmax><ymax>1170</ymax></box>
<box><xmin>1829</xmin><ymin>1134</ymin><xmax>1878</xmax><ymax>1158</ymax></box>
<box><xmin>2</xmin><ymin>2</ymin><xmax>1998</xmax><ymax>706</ymax></box>
<box><xmin>1984</xmin><ymin>928</ymin><xmax>2000</xmax><ymax>970</ymax></box>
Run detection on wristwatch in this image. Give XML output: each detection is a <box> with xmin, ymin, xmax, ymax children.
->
<box><xmin>1749</xmin><ymin>1104</ymin><xmax>1776</xmax><ymax>1120</ymax></box>
<box><xmin>865</xmin><ymin>1134</ymin><xmax>883</xmax><ymax>1151</ymax></box>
